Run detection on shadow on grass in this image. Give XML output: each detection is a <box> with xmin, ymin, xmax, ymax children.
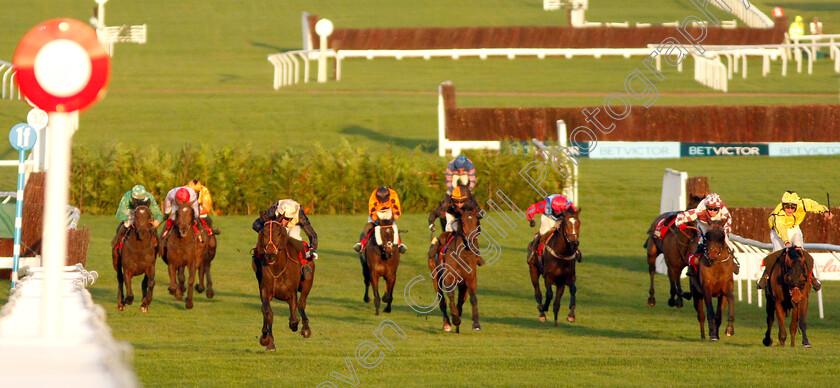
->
<box><xmin>340</xmin><ymin>125</ymin><xmax>436</xmax><ymax>152</ymax></box>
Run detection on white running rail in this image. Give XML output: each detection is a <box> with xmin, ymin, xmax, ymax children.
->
<box><xmin>0</xmin><ymin>60</ymin><xmax>21</xmax><ymax>100</ymax></box>
<box><xmin>709</xmin><ymin>0</ymin><xmax>774</xmax><ymax>28</ymax></box>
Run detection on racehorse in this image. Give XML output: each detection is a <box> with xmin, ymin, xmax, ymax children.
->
<box><xmin>686</xmin><ymin>223</ymin><xmax>735</xmax><ymax>340</ymax></box>
<box><xmin>113</xmin><ymin>205</ymin><xmax>157</xmax><ymax>312</ymax></box>
<box><xmin>195</xmin><ymin>222</ymin><xmax>216</xmax><ymax>299</ymax></box>
<box><xmin>528</xmin><ymin>207</ymin><xmax>581</xmax><ymax>326</ymax></box>
<box><xmin>433</xmin><ymin>205</ymin><xmax>481</xmax><ymax>333</ymax></box>
<box><xmin>763</xmin><ymin>247</ymin><xmax>813</xmax><ymax>347</ymax></box>
<box><xmin>253</xmin><ymin>220</ymin><xmax>313</xmax><ymax>351</ymax></box>
<box><xmin>160</xmin><ymin>201</ymin><xmax>201</xmax><ymax>309</ymax></box>
<box><xmin>644</xmin><ymin>212</ymin><xmax>697</xmax><ymax>308</ymax></box>
<box><xmin>360</xmin><ymin>217</ymin><xmax>400</xmax><ymax>315</ymax></box>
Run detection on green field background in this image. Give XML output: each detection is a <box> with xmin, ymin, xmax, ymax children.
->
<box><xmin>1</xmin><ymin>0</ymin><xmax>840</xmax><ymax>386</ymax></box>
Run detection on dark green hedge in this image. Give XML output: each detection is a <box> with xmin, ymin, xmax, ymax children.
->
<box><xmin>71</xmin><ymin>140</ymin><xmax>568</xmax><ymax>216</ymax></box>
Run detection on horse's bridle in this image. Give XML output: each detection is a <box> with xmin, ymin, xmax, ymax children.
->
<box><xmin>261</xmin><ymin>220</ymin><xmax>282</xmax><ymax>263</ymax></box>
<box><xmin>780</xmin><ymin>248</ymin><xmax>810</xmax><ymax>300</ymax></box>
<box><xmin>544</xmin><ymin>214</ymin><xmax>577</xmax><ymax>260</ymax></box>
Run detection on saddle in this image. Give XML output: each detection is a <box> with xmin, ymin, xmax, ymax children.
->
<box><xmin>653</xmin><ymin>213</ymin><xmax>679</xmax><ymax>240</ymax></box>
<box><xmin>435</xmin><ymin>233</ymin><xmax>456</xmax><ymax>264</ymax></box>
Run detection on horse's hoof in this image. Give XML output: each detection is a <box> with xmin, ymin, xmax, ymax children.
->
<box><xmin>117</xmin><ymin>305</ymin><xmax>125</xmax><ymax>311</ymax></box>
<box><xmin>364</xmin><ymin>296</ymin><xmax>370</xmax><ymax>303</ymax></box>
<box><xmin>566</xmin><ymin>316</ymin><xmax>575</xmax><ymax>323</ymax></box>
<box><xmin>667</xmin><ymin>299</ymin><xmax>676</xmax><ymax>307</ymax></box>
<box><xmin>195</xmin><ymin>285</ymin><xmax>204</xmax><ymax>293</ymax></box>
<box><xmin>140</xmin><ymin>306</ymin><xmax>148</xmax><ymax>313</ymax></box>
<box><xmin>455</xmin><ymin>326</ymin><xmax>460</xmax><ymax>334</ymax></box>
<box><xmin>125</xmin><ymin>297</ymin><xmax>133</xmax><ymax>305</ymax></box>
<box><xmin>472</xmin><ymin>323</ymin><xmax>481</xmax><ymax>330</ymax></box>
<box><xmin>207</xmin><ymin>289</ymin><xmax>214</xmax><ymax>299</ymax></box>
<box><xmin>384</xmin><ymin>306</ymin><xmax>391</xmax><ymax>313</ymax></box>
<box><xmin>290</xmin><ymin>322</ymin><xmax>299</xmax><ymax>332</ymax></box>
<box><xmin>375</xmin><ymin>310</ymin><xmax>380</xmax><ymax>316</ymax></box>
<box><xmin>302</xmin><ymin>328</ymin><xmax>311</xmax><ymax>338</ymax></box>
<box><xmin>266</xmin><ymin>345</ymin><xmax>276</xmax><ymax>351</ymax></box>
<box><xmin>259</xmin><ymin>335</ymin><xmax>270</xmax><ymax>346</ymax></box>
<box><xmin>539</xmin><ymin>316</ymin><xmax>546</xmax><ymax>323</ymax></box>
<box><xmin>803</xmin><ymin>342</ymin><xmax>812</xmax><ymax>348</ymax></box>
<box><xmin>554</xmin><ymin>321</ymin><xmax>558</xmax><ymax>327</ymax></box>
<box><xmin>443</xmin><ymin>323</ymin><xmax>452</xmax><ymax>332</ymax></box>
<box><xmin>168</xmin><ymin>288</ymin><xmax>175</xmax><ymax>295</ymax></box>
<box><xmin>185</xmin><ymin>300</ymin><xmax>193</xmax><ymax>309</ymax></box>
<box><xmin>710</xmin><ymin>336</ymin><xmax>719</xmax><ymax>341</ymax></box>
<box><xmin>763</xmin><ymin>337</ymin><xmax>772</xmax><ymax>347</ymax></box>
<box><xmin>647</xmin><ymin>298</ymin><xmax>655</xmax><ymax>307</ymax></box>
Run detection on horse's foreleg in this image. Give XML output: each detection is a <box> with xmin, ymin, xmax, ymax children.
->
<box><xmin>185</xmin><ymin>258</ymin><xmax>197</xmax><ymax>310</ymax></box>
<box><xmin>541</xmin><ymin>277</ymin><xmax>555</xmax><ymax>317</ymax></box>
<box><xmin>468</xmin><ymin>280</ymin><xmax>480</xmax><ymax>331</ymax></box>
<box><xmin>195</xmin><ymin>255</ymin><xmax>206</xmax><ymax>294</ymax></box>
<box><xmin>647</xmin><ymin>244</ymin><xmax>657</xmax><ymax>307</ymax></box>
<box><xmin>694</xmin><ymin>293</ymin><xmax>706</xmax><ymax>340</ymax></box>
<box><xmin>800</xmin><ymin>298</ymin><xmax>811</xmax><ymax>347</ymax></box>
<box><xmin>298</xmin><ymin>273</ymin><xmax>313</xmax><ymax>338</ymax></box>
<box><xmin>455</xmin><ymin>283</ymin><xmax>468</xmax><ymax>331</ymax></box>
<box><xmin>141</xmin><ymin>265</ymin><xmax>155</xmax><ymax>312</ymax></box>
<box><xmin>167</xmin><ymin>264</ymin><xmax>182</xmax><ymax>300</ymax></box>
<box><xmin>434</xmin><ymin>275</ymin><xmax>452</xmax><ymax>332</ymax></box>
<box><xmin>763</xmin><ymin>298</ymin><xmax>775</xmax><ymax>346</ymax></box>
<box><xmin>204</xmin><ymin>260</ymin><xmax>214</xmax><ymax>299</ymax></box>
<box><xmin>552</xmin><ymin>283</ymin><xmax>565</xmax><ymax>327</ymax></box>
<box><xmin>361</xmin><ymin>256</ymin><xmax>371</xmax><ymax>303</ymax></box>
<box><xmin>715</xmin><ymin>296</ymin><xmax>724</xmax><ymax>334</ymax></box>
<box><xmin>789</xmin><ymin>307</ymin><xmax>800</xmax><ymax>348</ymax></box>
<box><xmin>703</xmin><ymin>292</ymin><xmax>718</xmax><ymax>341</ymax></box>
<box><xmin>124</xmin><ymin>270</ymin><xmax>135</xmax><ymax>306</ymax></box>
<box><xmin>371</xmin><ymin>272</ymin><xmax>382</xmax><ymax>316</ymax></box>
<box><xmin>383</xmin><ymin>271</ymin><xmax>396</xmax><ymax>314</ymax></box>
<box><xmin>177</xmin><ymin>267</ymin><xmax>186</xmax><ymax>293</ymax></box>
<box><xmin>288</xmin><ymin>296</ymin><xmax>300</xmax><ymax>332</ymax></box>
<box><xmin>116</xmin><ymin>266</ymin><xmax>125</xmax><ymax>311</ymax></box>
<box><xmin>667</xmin><ymin>267</ymin><xmax>684</xmax><ymax>308</ymax></box>
<box><xmin>529</xmin><ymin>261</ymin><xmax>544</xmax><ymax>320</ymax></box>
<box><xmin>567</xmin><ymin>281</ymin><xmax>577</xmax><ymax>323</ymax></box>
<box><xmin>775</xmin><ymin>303</ymin><xmax>787</xmax><ymax>346</ymax></box>
<box><xmin>259</xmin><ymin>292</ymin><xmax>275</xmax><ymax>351</ymax></box>
<box><xmin>725</xmin><ymin>290</ymin><xmax>735</xmax><ymax>337</ymax></box>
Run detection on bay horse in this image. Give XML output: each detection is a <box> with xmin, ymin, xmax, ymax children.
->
<box><xmin>763</xmin><ymin>247</ymin><xmax>813</xmax><ymax>347</ymax></box>
<box><xmin>113</xmin><ymin>205</ymin><xmax>157</xmax><ymax>312</ymax></box>
<box><xmin>195</xmin><ymin>220</ymin><xmax>216</xmax><ymax>299</ymax></box>
<box><xmin>432</xmin><ymin>205</ymin><xmax>481</xmax><ymax>333</ymax></box>
<box><xmin>528</xmin><ymin>207</ymin><xmax>581</xmax><ymax>326</ymax></box>
<box><xmin>644</xmin><ymin>212</ymin><xmax>697</xmax><ymax>308</ymax></box>
<box><xmin>253</xmin><ymin>220</ymin><xmax>313</xmax><ymax>351</ymax></box>
<box><xmin>686</xmin><ymin>223</ymin><xmax>735</xmax><ymax>340</ymax></box>
<box><xmin>360</xmin><ymin>217</ymin><xmax>400</xmax><ymax>315</ymax></box>
<box><xmin>161</xmin><ymin>200</ymin><xmax>201</xmax><ymax>309</ymax></box>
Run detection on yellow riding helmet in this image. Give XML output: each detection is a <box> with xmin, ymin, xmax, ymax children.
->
<box><xmin>782</xmin><ymin>191</ymin><xmax>800</xmax><ymax>204</ymax></box>
<box><xmin>451</xmin><ymin>186</ymin><xmax>468</xmax><ymax>200</ymax></box>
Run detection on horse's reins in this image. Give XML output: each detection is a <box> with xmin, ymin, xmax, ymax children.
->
<box><xmin>260</xmin><ymin>221</ymin><xmax>303</xmax><ymax>290</ymax></box>
<box><xmin>544</xmin><ymin>215</ymin><xmax>577</xmax><ymax>260</ymax></box>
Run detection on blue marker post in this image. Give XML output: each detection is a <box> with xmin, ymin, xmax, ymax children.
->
<box><xmin>9</xmin><ymin>123</ymin><xmax>37</xmax><ymax>289</ymax></box>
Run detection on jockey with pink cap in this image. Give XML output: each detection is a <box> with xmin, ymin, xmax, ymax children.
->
<box><xmin>525</xmin><ymin>194</ymin><xmax>580</xmax><ymax>268</ymax></box>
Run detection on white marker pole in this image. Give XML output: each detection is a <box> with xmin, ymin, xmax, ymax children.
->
<box><xmin>315</xmin><ymin>19</ymin><xmax>333</xmax><ymax>83</ymax></box>
<box><xmin>40</xmin><ymin>112</ymin><xmax>72</xmax><ymax>339</ymax></box>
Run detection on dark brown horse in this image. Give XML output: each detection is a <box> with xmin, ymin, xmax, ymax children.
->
<box><xmin>433</xmin><ymin>205</ymin><xmax>481</xmax><ymax>333</ymax></box>
<box><xmin>160</xmin><ymin>201</ymin><xmax>201</xmax><ymax>309</ymax></box>
<box><xmin>528</xmin><ymin>207</ymin><xmax>581</xmax><ymax>326</ymax></box>
<box><xmin>360</xmin><ymin>217</ymin><xmax>400</xmax><ymax>315</ymax></box>
<box><xmin>644</xmin><ymin>212</ymin><xmax>697</xmax><ymax>308</ymax></box>
<box><xmin>113</xmin><ymin>205</ymin><xmax>157</xmax><ymax>312</ymax></box>
<box><xmin>195</xmin><ymin>220</ymin><xmax>216</xmax><ymax>299</ymax></box>
<box><xmin>763</xmin><ymin>247</ymin><xmax>813</xmax><ymax>347</ymax></box>
<box><xmin>687</xmin><ymin>224</ymin><xmax>735</xmax><ymax>340</ymax></box>
<box><xmin>253</xmin><ymin>220</ymin><xmax>313</xmax><ymax>351</ymax></box>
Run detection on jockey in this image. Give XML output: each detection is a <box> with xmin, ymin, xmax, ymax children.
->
<box><xmin>111</xmin><ymin>185</ymin><xmax>163</xmax><ymax>250</ymax></box>
<box><xmin>525</xmin><ymin>194</ymin><xmax>580</xmax><ymax>268</ymax></box>
<box><xmin>757</xmin><ymin>191</ymin><xmax>832</xmax><ymax>291</ymax></box>
<box><xmin>674</xmin><ymin>193</ymin><xmax>736</xmax><ymax>277</ymax></box>
<box><xmin>446</xmin><ymin>155</ymin><xmax>476</xmax><ymax>194</ymax></box>
<box><xmin>161</xmin><ymin>186</ymin><xmax>205</xmax><ymax>242</ymax></box>
<box><xmin>427</xmin><ymin>186</ymin><xmax>482</xmax><ymax>266</ymax></box>
<box><xmin>186</xmin><ymin>179</ymin><xmax>220</xmax><ymax>235</ymax></box>
<box><xmin>353</xmin><ymin>186</ymin><xmax>406</xmax><ymax>254</ymax></box>
<box><xmin>252</xmin><ymin>199</ymin><xmax>319</xmax><ymax>279</ymax></box>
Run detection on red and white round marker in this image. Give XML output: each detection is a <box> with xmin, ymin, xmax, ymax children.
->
<box><xmin>13</xmin><ymin>18</ymin><xmax>110</xmax><ymax>113</ymax></box>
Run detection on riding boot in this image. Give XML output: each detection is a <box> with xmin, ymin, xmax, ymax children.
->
<box><xmin>756</xmin><ymin>254</ymin><xmax>778</xmax><ymax>290</ymax></box>
<box><xmin>354</xmin><ymin>223</ymin><xmax>375</xmax><ymax>252</ymax></box>
<box><xmin>398</xmin><ymin>243</ymin><xmax>407</xmax><ymax>254</ymax></box>
<box><xmin>757</xmin><ymin>275</ymin><xmax>767</xmax><ymax>290</ymax></box>
<box><xmin>301</xmin><ymin>264</ymin><xmax>312</xmax><ymax>281</ymax></box>
<box><xmin>111</xmin><ymin>223</ymin><xmax>128</xmax><ymax>248</ymax></box>
<box><xmin>574</xmin><ymin>249</ymin><xmax>582</xmax><ymax>263</ymax></box>
<box><xmin>811</xmin><ymin>276</ymin><xmax>822</xmax><ymax>292</ymax></box>
<box><xmin>428</xmin><ymin>236</ymin><xmax>441</xmax><ymax>260</ymax></box>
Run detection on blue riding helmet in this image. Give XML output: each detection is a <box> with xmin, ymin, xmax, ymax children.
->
<box><xmin>454</xmin><ymin>155</ymin><xmax>468</xmax><ymax>169</ymax></box>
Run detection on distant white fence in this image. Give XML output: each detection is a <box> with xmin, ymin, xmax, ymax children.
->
<box><xmin>0</xmin><ymin>60</ymin><xmax>21</xmax><ymax>100</ymax></box>
<box><xmin>693</xmin><ymin>54</ymin><xmax>729</xmax><ymax>92</ymax></box>
<box><xmin>709</xmin><ymin>0</ymin><xmax>774</xmax><ymax>28</ymax></box>
<box><xmin>96</xmin><ymin>24</ymin><xmax>147</xmax><ymax>57</ymax></box>
<box><xmin>267</xmin><ymin>49</ymin><xmax>340</xmax><ymax>89</ymax></box>
<box><xmin>0</xmin><ymin>264</ymin><xmax>138</xmax><ymax>386</ymax></box>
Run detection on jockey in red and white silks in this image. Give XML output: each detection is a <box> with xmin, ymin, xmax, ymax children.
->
<box><xmin>674</xmin><ymin>193</ymin><xmax>732</xmax><ymax>246</ymax></box>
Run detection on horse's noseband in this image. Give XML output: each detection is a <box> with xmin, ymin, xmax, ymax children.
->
<box><xmin>262</xmin><ymin>221</ymin><xmax>282</xmax><ymax>262</ymax></box>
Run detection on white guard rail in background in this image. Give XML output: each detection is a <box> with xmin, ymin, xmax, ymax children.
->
<box><xmin>693</xmin><ymin>54</ymin><xmax>728</xmax><ymax>92</ymax></box>
<box><xmin>267</xmin><ymin>49</ymin><xmax>339</xmax><ymax>89</ymax></box>
<box><xmin>1</xmin><ymin>60</ymin><xmax>21</xmax><ymax>100</ymax></box>
<box><xmin>0</xmin><ymin>264</ymin><xmax>138</xmax><ymax>387</ymax></box>
<box><xmin>728</xmin><ymin>234</ymin><xmax>840</xmax><ymax>319</ymax></box>
<box><xmin>709</xmin><ymin>0</ymin><xmax>774</xmax><ymax>28</ymax></box>
<box><xmin>96</xmin><ymin>24</ymin><xmax>147</xmax><ymax>57</ymax></box>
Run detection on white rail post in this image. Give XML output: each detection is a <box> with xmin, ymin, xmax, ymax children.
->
<box><xmin>315</xmin><ymin>19</ymin><xmax>333</xmax><ymax>83</ymax></box>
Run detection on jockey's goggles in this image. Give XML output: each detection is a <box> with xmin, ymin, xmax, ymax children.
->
<box><xmin>707</xmin><ymin>207</ymin><xmax>720</xmax><ymax>212</ymax></box>
<box><xmin>783</xmin><ymin>204</ymin><xmax>797</xmax><ymax>210</ymax></box>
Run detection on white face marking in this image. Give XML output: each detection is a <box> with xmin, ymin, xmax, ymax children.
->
<box><xmin>568</xmin><ymin>218</ymin><xmax>576</xmax><ymax>226</ymax></box>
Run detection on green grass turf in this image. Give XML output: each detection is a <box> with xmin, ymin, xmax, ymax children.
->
<box><xmin>1</xmin><ymin>155</ymin><xmax>840</xmax><ymax>386</ymax></box>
